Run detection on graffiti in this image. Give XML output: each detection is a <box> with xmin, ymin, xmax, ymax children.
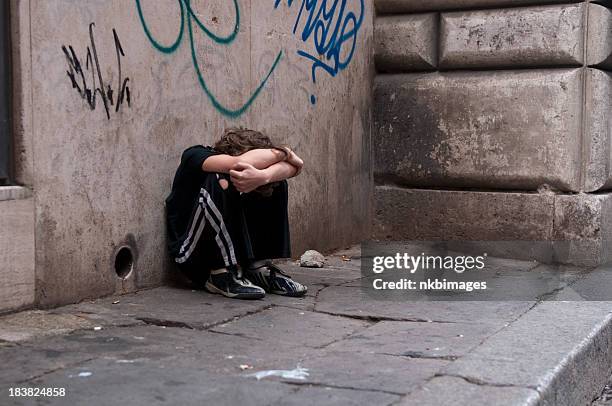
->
<box><xmin>135</xmin><ymin>0</ymin><xmax>283</xmax><ymax>118</ymax></box>
<box><xmin>62</xmin><ymin>23</ymin><xmax>131</xmax><ymax>120</ymax></box>
<box><xmin>274</xmin><ymin>0</ymin><xmax>365</xmax><ymax>105</ymax></box>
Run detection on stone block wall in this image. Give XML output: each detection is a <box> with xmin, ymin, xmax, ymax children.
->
<box><xmin>373</xmin><ymin>0</ymin><xmax>612</xmax><ymax>264</ymax></box>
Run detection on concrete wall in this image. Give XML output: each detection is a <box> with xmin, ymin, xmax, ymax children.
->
<box><xmin>373</xmin><ymin>0</ymin><xmax>612</xmax><ymax>265</ymax></box>
<box><xmin>6</xmin><ymin>0</ymin><xmax>373</xmax><ymax>308</ymax></box>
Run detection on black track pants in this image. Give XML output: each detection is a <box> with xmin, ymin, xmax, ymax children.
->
<box><xmin>174</xmin><ymin>173</ymin><xmax>290</xmax><ymax>286</ymax></box>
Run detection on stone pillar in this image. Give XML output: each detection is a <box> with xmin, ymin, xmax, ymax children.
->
<box><xmin>373</xmin><ymin>0</ymin><xmax>612</xmax><ymax>265</ymax></box>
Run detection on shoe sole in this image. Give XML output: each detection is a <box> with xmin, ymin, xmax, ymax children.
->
<box><xmin>205</xmin><ymin>281</ymin><xmax>265</xmax><ymax>300</ymax></box>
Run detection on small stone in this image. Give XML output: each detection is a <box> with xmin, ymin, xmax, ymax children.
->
<box><xmin>300</xmin><ymin>250</ymin><xmax>325</xmax><ymax>268</ymax></box>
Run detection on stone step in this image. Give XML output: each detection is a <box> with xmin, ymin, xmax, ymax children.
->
<box><xmin>404</xmin><ymin>301</ymin><xmax>612</xmax><ymax>406</ymax></box>
<box><xmin>374</xmin><ymin>185</ymin><xmax>612</xmax><ymax>266</ymax></box>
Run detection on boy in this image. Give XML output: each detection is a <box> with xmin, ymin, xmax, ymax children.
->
<box><xmin>166</xmin><ymin>128</ymin><xmax>307</xmax><ymax>299</ymax></box>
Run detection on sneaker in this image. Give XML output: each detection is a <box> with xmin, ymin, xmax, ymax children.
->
<box><xmin>245</xmin><ymin>262</ymin><xmax>307</xmax><ymax>297</ymax></box>
<box><xmin>205</xmin><ymin>269</ymin><xmax>266</xmax><ymax>300</ymax></box>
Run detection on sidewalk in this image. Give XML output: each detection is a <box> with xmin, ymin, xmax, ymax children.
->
<box><xmin>1</xmin><ymin>248</ymin><xmax>611</xmax><ymax>406</ymax></box>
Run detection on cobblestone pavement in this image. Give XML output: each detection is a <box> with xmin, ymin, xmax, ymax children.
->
<box><xmin>1</xmin><ymin>247</ymin><xmax>611</xmax><ymax>405</ymax></box>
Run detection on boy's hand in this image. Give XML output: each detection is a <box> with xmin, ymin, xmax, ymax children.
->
<box><xmin>282</xmin><ymin>147</ymin><xmax>304</xmax><ymax>176</ymax></box>
<box><xmin>229</xmin><ymin>162</ymin><xmax>270</xmax><ymax>193</ymax></box>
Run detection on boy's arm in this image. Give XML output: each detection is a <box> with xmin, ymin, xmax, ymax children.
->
<box><xmin>202</xmin><ymin>148</ymin><xmax>286</xmax><ymax>173</ymax></box>
<box><xmin>262</xmin><ymin>161</ymin><xmax>299</xmax><ymax>183</ymax></box>
<box><xmin>229</xmin><ymin>161</ymin><xmax>300</xmax><ymax>193</ymax></box>
<box><xmin>282</xmin><ymin>148</ymin><xmax>304</xmax><ymax>177</ymax></box>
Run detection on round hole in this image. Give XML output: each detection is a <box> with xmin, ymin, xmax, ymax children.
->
<box><xmin>114</xmin><ymin>246</ymin><xmax>134</xmax><ymax>278</ymax></box>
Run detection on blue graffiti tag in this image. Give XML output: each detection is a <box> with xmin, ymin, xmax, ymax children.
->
<box><xmin>274</xmin><ymin>0</ymin><xmax>364</xmax><ymax>104</ymax></box>
<box><xmin>136</xmin><ymin>0</ymin><xmax>282</xmax><ymax>118</ymax></box>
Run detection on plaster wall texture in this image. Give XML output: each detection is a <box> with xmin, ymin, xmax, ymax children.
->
<box><xmin>7</xmin><ymin>0</ymin><xmax>373</xmax><ymax>307</ymax></box>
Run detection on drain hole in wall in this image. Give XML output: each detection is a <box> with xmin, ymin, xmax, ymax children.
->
<box><xmin>114</xmin><ymin>246</ymin><xmax>134</xmax><ymax>278</ymax></box>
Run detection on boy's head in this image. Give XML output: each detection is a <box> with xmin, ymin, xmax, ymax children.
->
<box><xmin>215</xmin><ymin>128</ymin><xmax>284</xmax><ymax>197</ymax></box>
<box><xmin>215</xmin><ymin>128</ymin><xmax>280</xmax><ymax>156</ymax></box>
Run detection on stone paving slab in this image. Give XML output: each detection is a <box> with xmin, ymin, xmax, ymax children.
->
<box><xmin>0</xmin><ymin>310</ymin><xmax>93</xmax><ymax>342</ymax></box>
<box><xmin>315</xmin><ymin>284</ymin><xmax>535</xmax><ymax>325</ymax></box>
<box><xmin>210</xmin><ymin>307</ymin><xmax>371</xmax><ymax>349</ymax></box>
<box><xmin>50</xmin><ymin>287</ymin><xmax>273</xmax><ymax>331</ymax></box>
<box><xmin>401</xmin><ymin>376</ymin><xmax>539</xmax><ymax>406</ymax></box>
<box><xmin>1</xmin><ymin>248</ymin><xmax>612</xmax><ymax>405</ymax></box>
<box><xmin>291</xmin><ymin>351</ymin><xmax>448</xmax><ymax>395</ymax></box>
<box><xmin>16</xmin><ymin>356</ymin><xmax>400</xmax><ymax>406</ymax></box>
<box><xmin>2</xmin><ymin>325</ymin><xmax>313</xmax><ymax>382</ymax></box>
<box><xmin>441</xmin><ymin>302</ymin><xmax>612</xmax><ymax>406</ymax></box>
<box><xmin>325</xmin><ymin>320</ymin><xmax>498</xmax><ymax>360</ymax></box>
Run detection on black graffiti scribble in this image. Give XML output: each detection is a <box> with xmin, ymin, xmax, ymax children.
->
<box><xmin>61</xmin><ymin>23</ymin><xmax>131</xmax><ymax>120</ymax></box>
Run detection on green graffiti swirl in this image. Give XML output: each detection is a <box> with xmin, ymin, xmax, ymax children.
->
<box><xmin>135</xmin><ymin>0</ymin><xmax>282</xmax><ymax>118</ymax></box>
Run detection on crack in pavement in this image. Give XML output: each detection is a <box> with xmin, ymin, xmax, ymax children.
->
<box><xmin>136</xmin><ymin>317</ymin><xmax>196</xmax><ymax>330</ymax></box>
<box><xmin>313</xmin><ymin>283</ymin><xmax>330</xmax><ymax>302</ymax></box>
<box><xmin>535</xmin><ymin>285</ymin><xmax>569</xmax><ymax>302</ymax></box>
<box><xmin>273</xmin><ymin>302</ymin><xmax>316</xmax><ymax>312</ymax></box>
<box><xmin>433</xmin><ymin>373</ymin><xmax>540</xmax><ymax>392</ymax></box>
<box><xmin>468</xmin><ymin>301</ymin><xmax>540</xmax><ymax>351</ymax></box>
<box><xmin>279</xmin><ymin>379</ymin><xmax>405</xmax><ymax>397</ymax></box>
<box><xmin>207</xmin><ymin>329</ymin><xmax>265</xmax><ymax>341</ymax></box>
<box><xmin>312</xmin><ymin>283</ymin><xmax>460</xmax><ymax>324</ymax></box>
<box><xmin>312</xmin><ymin>308</ymin><xmax>460</xmax><ymax>324</ymax></box>
<box><xmin>202</xmin><ymin>304</ymin><xmax>275</xmax><ymax>330</ymax></box>
<box><xmin>134</xmin><ymin>304</ymin><xmax>275</xmax><ymax>332</ymax></box>
<box><xmin>16</xmin><ymin>357</ymin><xmax>98</xmax><ymax>384</ymax></box>
<box><xmin>312</xmin><ymin>321</ymin><xmax>379</xmax><ymax>350</ymax></box>
<box><xmin>380</xmin><ymin>351</ymin><xmax>459</xmax><ymax>361</ymax></box>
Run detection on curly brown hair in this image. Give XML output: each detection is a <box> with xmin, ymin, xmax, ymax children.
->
<box><xmin>214</xmin><ymin>128</ymin><xmax>286</xmax><ymax>196</ymax></box>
